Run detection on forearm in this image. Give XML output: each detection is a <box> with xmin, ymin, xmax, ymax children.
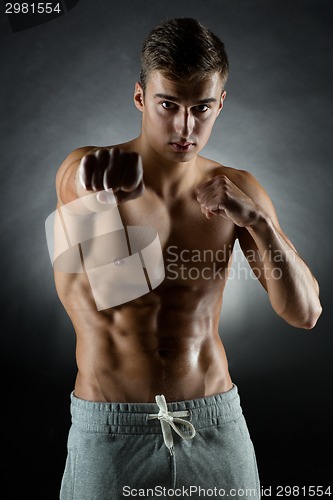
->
<box><xmin>246</xmin><ymin>209</ymin><xmax>322</xmax><ymax>329</ymax></box>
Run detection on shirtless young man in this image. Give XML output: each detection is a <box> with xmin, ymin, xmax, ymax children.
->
<box><xmin>53</xmin><ymin>18</ymin><xmax>322</xmax><ymax>500</ymax></box>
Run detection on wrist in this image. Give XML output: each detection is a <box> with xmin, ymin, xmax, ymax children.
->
<box><xmin>246</xmin><ymin>205</ymin><xmax>273</xmax><ymax>239</ymax></box>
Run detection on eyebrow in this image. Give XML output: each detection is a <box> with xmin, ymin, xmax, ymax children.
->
<box><xmin>154</xmin><ymin>93</ymin><xmax>217</xmax><ymax>104</ymax></box>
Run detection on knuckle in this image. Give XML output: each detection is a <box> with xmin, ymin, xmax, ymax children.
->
<box><xmin>216</xmin><ymin>174</ymin><xmax>228</xmax><ymax>186</ymax></box>
<box><xmin>81</xmin><ymin>153</ymin><xmax>95</xmax><ymax>166</ymax></box>
<box><xmin>95</xmin><ymin>148</ymin><xmax>109</xmax><ymax>160</ymax></box>
<box><xmin>109</xmin><ymin>146</ymin><xmax>120</xmax><ymax>156</ymax></box>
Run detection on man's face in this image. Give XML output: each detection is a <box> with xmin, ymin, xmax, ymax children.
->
<box><xmin>134</xmin><ymin>70</ymin><xmax>226</xmax><ymax>163</ymax></box>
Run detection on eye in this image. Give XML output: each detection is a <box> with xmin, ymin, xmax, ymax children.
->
<box><xmin>194</xmin><ymin>104</ymin><xmax>209</xmax><ymax>112</ymax></box>
<box><xmin>161</xmin><ymin>101</ymin><xmax>177</xmax><ymax>110</ymax></box>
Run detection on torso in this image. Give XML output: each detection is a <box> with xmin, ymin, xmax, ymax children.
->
<box><xmin>54</xmin><ymin>141</ymin><xmax>242</xmax><ymax>403</ymax></box>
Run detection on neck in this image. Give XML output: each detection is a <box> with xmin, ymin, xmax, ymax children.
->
<box><xmin>133</xmin><ymin>135</ymin><xmax>200</xmax><ymax>199</ymax></box>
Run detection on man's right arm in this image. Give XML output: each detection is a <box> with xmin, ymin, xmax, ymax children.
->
<box><xmin>55</xmin><ymin>146</ymin><xmax>144</xmax><ymax>206</ymax></box>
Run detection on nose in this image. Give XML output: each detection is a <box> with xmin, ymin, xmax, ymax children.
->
<box><xmin>174</xmin><ymin>109</ymin><xmax>194</xmax><ymax>138</ymax></box>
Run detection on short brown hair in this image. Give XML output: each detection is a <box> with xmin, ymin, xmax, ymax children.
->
<box><xmin>140</xmin><ymin>18</ymin><xmax>229</xmax><ymax>92</ymax></box>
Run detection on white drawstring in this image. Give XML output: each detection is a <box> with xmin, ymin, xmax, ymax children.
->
<box><xmin>148</xmin><ymin>395</ymin><xmax>196</xmax><ymax>455</ymax></box>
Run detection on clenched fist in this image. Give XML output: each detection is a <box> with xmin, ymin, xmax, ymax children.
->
<box><xmin>196</xmin><ymin>174</ymin><xmax>260</xmax><ymax>227</ymax></box>
<box><xmin>79</xmin><ymin>147</ymin><xmax>144</xmax><ymax>204</ymax></box>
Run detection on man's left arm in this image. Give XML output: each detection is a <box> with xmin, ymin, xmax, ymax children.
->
<box><xmin>196</xmin><ymin>170</ymin><xmax>322</xmax><ymax>329</ymax></box>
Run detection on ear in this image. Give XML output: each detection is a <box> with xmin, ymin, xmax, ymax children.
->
<box><xmin>217</xmin><ymin>90</ymin><xmax>227</xmax><ymax>116</ymax></box>
<box><xmin>134</xmin><ymin>82</ymin><xmax>144</xmax><ymax>112</ymax></box>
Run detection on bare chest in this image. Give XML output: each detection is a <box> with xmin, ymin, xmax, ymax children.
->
<box><xmin>118</xmin><ymin>189</ymin><xmax>237</xmax><ymax>283</ymax></box>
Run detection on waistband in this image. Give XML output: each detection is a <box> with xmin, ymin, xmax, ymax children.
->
<box><xmin>70</xmin><ymin>384</ymin><xmax>243</xmax><ymax>435</ymax></box>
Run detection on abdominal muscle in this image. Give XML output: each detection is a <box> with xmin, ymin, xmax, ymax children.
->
<box><xmin>58</xmin><ymin>273</ymin><xmax>233</xmax><ymax>403</ymax></box>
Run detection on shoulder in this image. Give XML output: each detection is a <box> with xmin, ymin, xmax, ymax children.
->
<box><xmin>199</xmin><ymin>157</ymin><xmax>262</xmax><ymax>195</ymax></box>
<box><xmin>214</xmin><ymin>166</ymin><xmax>264</xmax><ymax>199</ymax></box>
<box><xmin>55</xmin><ymin>145</ymin><xmax>97</xmax><ymax>205</ymax></box>
<box><xmin>56</xmin><ymin>145</ymin><xmax>96</xmax><ymax>180</ymax></box>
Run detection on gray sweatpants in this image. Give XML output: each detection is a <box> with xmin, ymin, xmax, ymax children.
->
<box><xmin>60</xmin><ymin>384</ymin><xmax>260</xmax><ymax>499</ymax></box>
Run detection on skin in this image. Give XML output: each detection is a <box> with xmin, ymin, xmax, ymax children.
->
<box><xmin>55</xmin><ymin>70</ymin><xmax>322</xmax><ymax>403</ymax></box>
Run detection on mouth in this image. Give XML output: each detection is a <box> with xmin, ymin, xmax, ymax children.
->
<box><xmin>170</xmin><ymin>142</ymin><xmax>195</xmax><ymax>152</ymax></box>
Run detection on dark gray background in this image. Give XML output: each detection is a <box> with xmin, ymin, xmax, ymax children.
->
<box><xmin>1</xmin><ymin>0</ymin><xmax>332</xmax><ymax>497</ymax></box>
